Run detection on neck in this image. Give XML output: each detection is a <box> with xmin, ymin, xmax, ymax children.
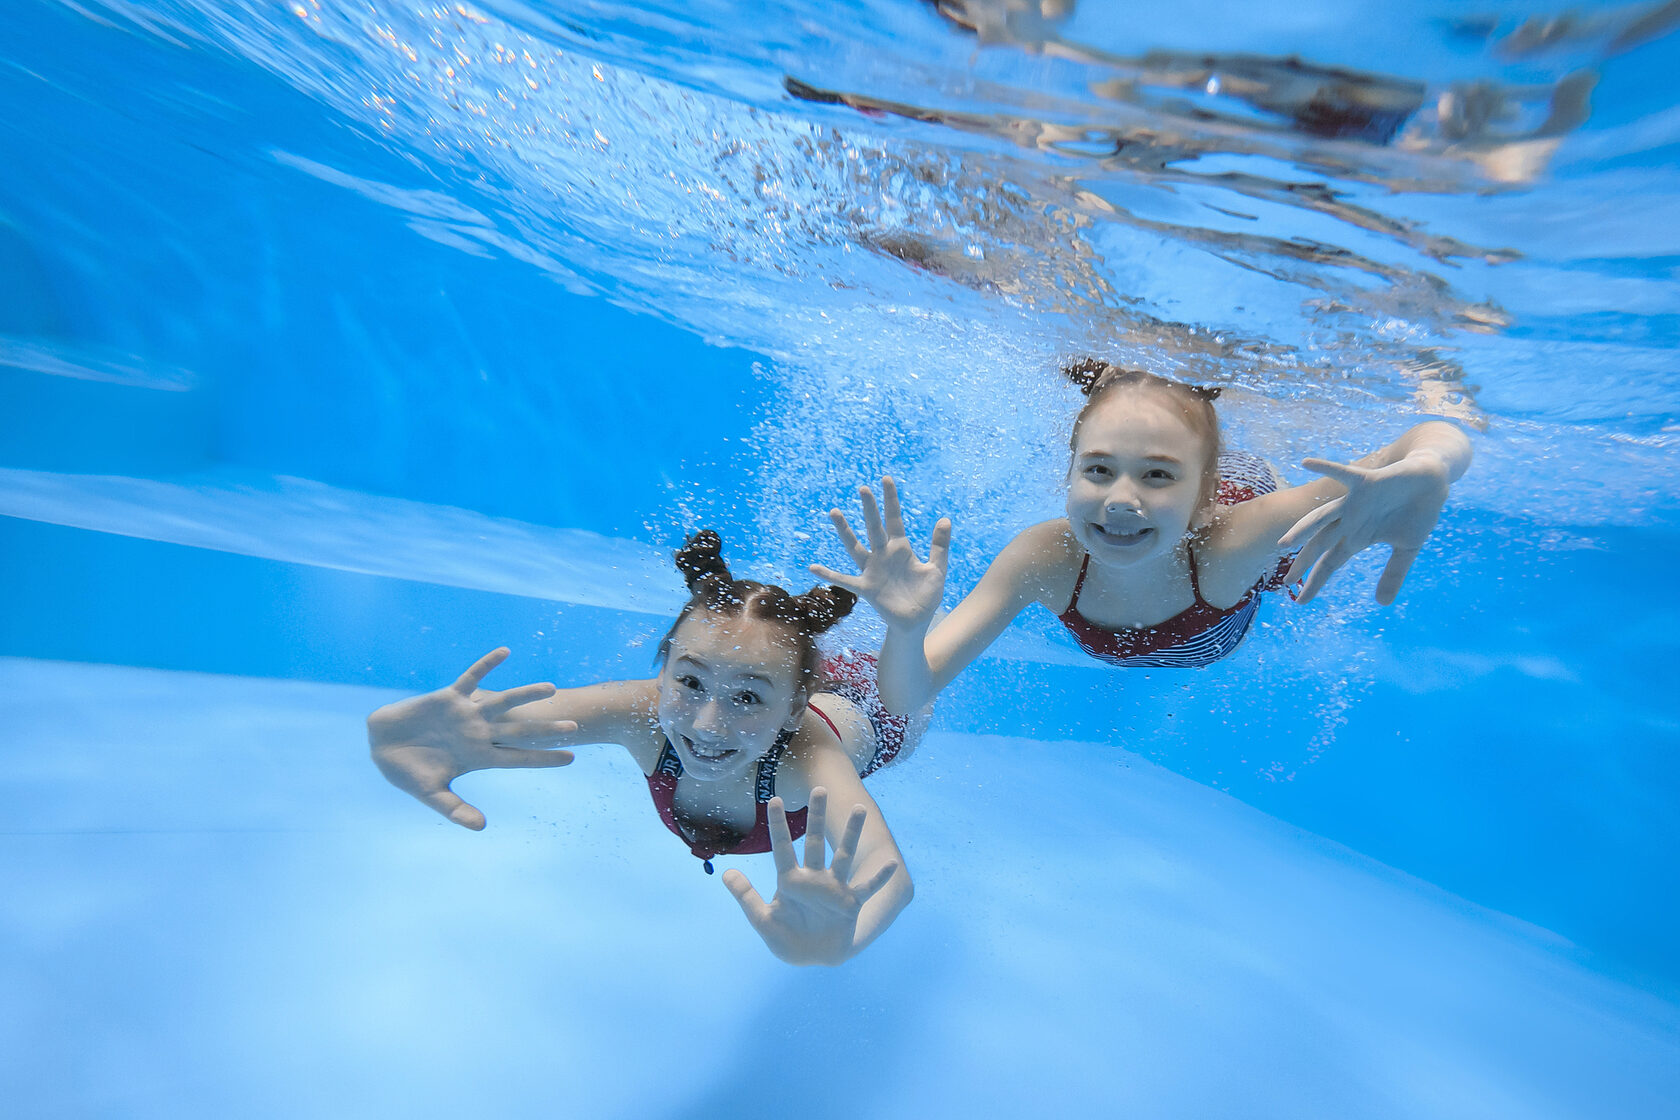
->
<box><xmin>1082</xmin><ymin>535</ymin><xmax>1195</xmax><ymax>615</ymax></box>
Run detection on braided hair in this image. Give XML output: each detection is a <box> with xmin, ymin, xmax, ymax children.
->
<box><xmin>1063</xmin><ymin>359</ymin><xmax>1224</xmax><ymax>517</ymax></box>
<box><xmin>657</xmin><ymin>530</ymin><xmax>857</xmax><ymax>695</ymax></box>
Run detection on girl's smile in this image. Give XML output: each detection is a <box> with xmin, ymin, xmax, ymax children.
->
<box><xmin>677</xmin><ymin>734</ymin><xmax>740</xmax><ymax>765</ymax></box>
<box><xmin>1088</xmin><ymin>522</ymin><xmax>1157</xmax><ymax>549</ymax></box>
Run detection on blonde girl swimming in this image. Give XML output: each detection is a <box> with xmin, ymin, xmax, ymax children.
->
<box><xmin>813</xmin><ymin>360</ymin><xmax>1473</xmax><ymax>713</ymax></box>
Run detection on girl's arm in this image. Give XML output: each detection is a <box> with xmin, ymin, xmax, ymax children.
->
<box><xmin>1208</xmin><ymin>420</ymin><xmax>1473</xmax><ymax>604</ymax></box>
<box><xmin>500</xmin><ymin>677</ymin><xmax>662</xmax><ymax>769</ymax></box>
<box><xmin>889</xmin><ymin>522</ymin><xmax>1065</xmax><ymax>711</ymax></box>
<box><xmin>367</xmin><ymin>647</ymin><xmax>657</xmax><ymax>829</ymax></box>
<box><xmin>814</xmin><ymin>478</ymin><xmax>1059</xmax><ymax>714</ymax></box>
<box><xmin>722</xmin><ymin>742</ymin><xmax>912</xmax><ymax>965</ymax></box>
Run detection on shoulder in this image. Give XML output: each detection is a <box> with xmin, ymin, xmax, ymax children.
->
<box><xmin>1008</xmin><ymin>518</ymin><xmax>1078</xmax><ymax>555</ymax></box>
<box><xmin>951</xmin><ymin>519</ymin><xmax>1076</xmax><ymax>609</ymax></box>
<box><xmin>783</xmin><ymin>699</ymin><xmax>873</xmax><ymax>800</ymax></box>
<box><xmin>998</xmin><ymin>519</ymin><xmax>1083</xmax><ymax>609</ymax></box>
<box><xmin>994</xmin><ymin>519</ymin><xmax>1081</xmax><ymax>580</ymax></box>
<box><xmin>802</xmin><ymin>690</ymin><xmax>867</xmax><ymax>762</ymax></box>
<box><xmin>602</xmin><ymin>679</ymin><xmax>665</xmax><ymax>774</ymax></box>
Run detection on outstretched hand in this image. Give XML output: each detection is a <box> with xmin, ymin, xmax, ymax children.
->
<box><xmin>368</xmin><ymin>647</ymin><xmax>577</xmax><ymax>830</ymax></box>
<box><xmin>810</xmin><ymin>476</ymin><xmax>951</xmax><ymax>631</ymax></box>
<box><xmin>1279</xmin><ymin>453</ymin><xmax>1453</xmax><ymax>604</ymax></box>
<box><xmin>722</xmin><ymin>789</ymin><xmax>899</xmax><ymax>967</ymax></box>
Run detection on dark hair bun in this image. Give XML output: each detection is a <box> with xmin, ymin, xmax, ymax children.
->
<box><xmin>1062</xmin><ymin>357</ymin><xmax>1112</xmax><ymax>396</ymax></box>
<box><xmin>674</xmin><ymin>530</ymin><xmax>733</xmax><ymax>596</ymax></box>
<box><xmin>790</xmin><ymin>585</ymin><xmax>858</xmax><ymax>634</ymax></box>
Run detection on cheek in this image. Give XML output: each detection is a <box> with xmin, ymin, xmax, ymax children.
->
<box><xmin>657</xmin><ymin>688</ymin><xmax>704</xmax><ymax>730</ymax></box>
<box><xmin>752</xmin><ymin>703</ymin><xmax>793</xmax><ymax>733</ymax></box>
<box><xmin>1164</xmin><ymin>487</ymin><xmax>1202</xmax><ymax>523</ymax></box>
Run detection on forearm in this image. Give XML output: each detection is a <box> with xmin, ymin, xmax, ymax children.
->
<box><xmin>510</xmin><ymin>680</ymin><xmax>656</xmax><ymax>745</ymax></box>
<box><xmin>837</xmin><ymin>807</ymin><xmax>912</xmax><ymax>961</ymax></box>
<box><xmin>877</xmin><ymin>622</ymin><xmax>939</xmax><ymax>715</ymax></box>
<box><xmin>849</xmin><ymin>858</ymin><xmax>912</xmax><ymax>958</ymax></box>
<box><xmin>801</xmin><ymin>757</ymin><xmax>913</xmax><ymax>964</ymax></box>
<box><xmin>878</xmin><ymin>586</ymin><xmax>1029</xmax><ymax>715</ymax></box>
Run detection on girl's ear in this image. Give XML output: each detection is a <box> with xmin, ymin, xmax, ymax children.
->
<box><xmin>1189</xmin><ymin>466</ymin><xmax>1221</xmax><ymax>531</ymax></box>
<box><xmin>783</xmin><ymin>689</ymin><xmax>810</xmax><ymax>732</ymax></box>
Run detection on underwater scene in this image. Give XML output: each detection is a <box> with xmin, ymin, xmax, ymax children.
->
<box><xmin>3</xmin><ymin>0</ymin><xmax>1680</xmax><ymax>1116</ymax></box>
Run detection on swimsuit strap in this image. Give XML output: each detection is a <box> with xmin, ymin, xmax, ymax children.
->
<box><xmin>752</xmin><ymin>727</ymin><xmax>797</xmax><ymax>803</ymax></box>
<box><xmin>806</xmin><ymin>701</ymin><xmax>842</xmax><ymax>743</ymax></box>
<box><xmin>1066</xmin><ymin>553</ymin><xmax>1092</xmax><ymax>614</ymax></box>
<box><xmin>1186</xmin><ymin>543</ymin><xmax>1207</xmax><ymax>606</ymax></box>
<box><xmin>654</xmin><ymin>740</ymin><xmax>683</xmax><ymax>777</ymax></box>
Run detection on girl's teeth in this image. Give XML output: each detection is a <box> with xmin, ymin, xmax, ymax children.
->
<box><xmin>685</xmin><ymin>737</ymin><xmax>732</xmax><ymax>760</ymax></box>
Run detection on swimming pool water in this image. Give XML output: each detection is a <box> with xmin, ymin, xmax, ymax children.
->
<box><xmin>4</xmin><ymin>1</ymin><xmax>1680</xmax><ymax>1115</ymax></box>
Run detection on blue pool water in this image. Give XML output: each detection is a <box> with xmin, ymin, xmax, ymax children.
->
<box><xmin>3</xmin><ymin>1</ymin><xmax>1680</xmax><ymax>1115</ymax></box>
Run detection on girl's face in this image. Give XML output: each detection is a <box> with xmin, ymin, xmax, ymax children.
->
<box><xmin>1066</xmin><ymin>389</ymin><xmax>1210</xmax><ymax>567</ymax></box>
<box><xmin>656</xmin><ymin>612</ymin><xmax>806</xmax><ymax>782</ymax></box>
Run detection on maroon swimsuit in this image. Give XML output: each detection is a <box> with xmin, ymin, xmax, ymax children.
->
<box><xmin>644</xmin><ymin>653</ymin><xmax>913</xmax><ymax>872</ymax></box>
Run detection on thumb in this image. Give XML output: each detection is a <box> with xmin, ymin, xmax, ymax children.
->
<box><xmin>722</xmin><ymin>869</ymin><xmax>771</xmax><ymax>927</ymax></box>
<box><xmin>1375</xmin><ymin>547</ymin><xmax>1419</xmax><ymax>605</ymax></box>
<box><xmin>1300</xmin><ymin>458</ymin><xmax>1370</xmax><ymax>488</ymax></box>
<box><xmin>421</xmin><ymin>787</ymin><xmax>486</xmax><ymax>831</ymax></box>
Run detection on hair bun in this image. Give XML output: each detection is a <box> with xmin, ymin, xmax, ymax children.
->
<box><xmin>1189</xmin><ymin>384</ymin><xmax>1223</xmax><ymax>402</ymax></box>
<box><xmin>1062</xmin><ymin>357</ymin><xmax>1112</xmax><ymax>396</ymax></box>
<box><xmin>787</xmin><ymin>585</ymin><xmax>858</xmax><ymax>635</ymax></box>
<box><xmin>674</xmin><ymin>530</ymin><xmax>733</xmax><ymax>594</ymax></box>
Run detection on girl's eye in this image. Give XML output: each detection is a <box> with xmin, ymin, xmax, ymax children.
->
<box><xmin>1145</xmin><ymin>469</ymin><xmax>1175</xmax><ymax>482</ymax></box>
<box><xmin>1083</xmin><ymin>465</ymin><xmax>1111</xmax><ymax>479</ymax></box>
<box><xmin>733</xmin><ymin>691</ymin><xmax>763</xmax><ymax>707</ymax></box>
<box><xmin>676</xmin><ymin>675</ymin><xmax>702</xmax><ymax>691</ymax></box>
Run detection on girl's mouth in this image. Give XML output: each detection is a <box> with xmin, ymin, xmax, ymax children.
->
<box><xmin>1090</xmin><ymin>522</ymin><xmax>1155</xmax><ymax>548</ymax></box>
<box><xmin>681</xmin><ymin>735</ymin><xmax>738</xmax><ymax>763</ymax></box>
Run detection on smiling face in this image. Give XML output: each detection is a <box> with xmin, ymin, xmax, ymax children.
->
<box><xmin>655</xmin><ymin>611</ymin><xmax>807</xmax><ymax>782</ymax></box>
<box><xmin>1066</xmin><ymin>388</ymin><xmax>1213</xmax><ymax>567</ymax></box>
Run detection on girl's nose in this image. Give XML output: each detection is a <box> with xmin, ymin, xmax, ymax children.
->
<box><xmin>693</xmin><ymin>700</ymin><xmax>728</xmax><ymax>735</ymax></box>
<box><xmin>1105</xmin><ymin>478</ymin><xmax>1143</xmax><ymax>512</ymax></box>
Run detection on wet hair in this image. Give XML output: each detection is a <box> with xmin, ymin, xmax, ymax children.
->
<box><xmin>655</xmin><ymin>530</ymin><xmax>857</xmax><ymax>697</ymax></box>
<box><xmin>1063</xmin><ymin>359</ymin><xmax>1224</xmax><ymax>515</ymax></box>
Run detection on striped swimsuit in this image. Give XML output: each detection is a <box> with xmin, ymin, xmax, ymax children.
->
<box><xmin>1056</xmin><ymin>451</ymin><xmax>1291</xmax><ymax>669</ymax></box>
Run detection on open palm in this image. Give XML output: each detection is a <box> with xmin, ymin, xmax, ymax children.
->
<box><xmin>1280</xmin><ymin>455</ymin><xmax>1453</xmax><ymax>604</ymax></box>
<box><xmin>368</xmin><ymin>647</ymin><xmax>577</xmax><ymax>830</ymax></box>
<box><xmin>722</xmin><ymin>790</ymin><xmax>898</xmax><ymax>967</ymax></box>
<box><xmin>811</xmin><ymin>476</ymin><xmax>952</xmax><ymax>630</ymax></box>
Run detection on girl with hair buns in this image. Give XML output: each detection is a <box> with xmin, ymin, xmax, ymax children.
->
<box><xmin>367</xmin><ymin>531</ymin><xmax>924</xmax><ymax>966</ymax></box>
<box><xmin>815</xmin><ymin>360</ymin><xmax>1473</xmax><ymax>713</ymax></box>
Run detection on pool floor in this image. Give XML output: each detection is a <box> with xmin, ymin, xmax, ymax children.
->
<box><xmin>3</xmin><ymin>657</ymin><xmax>1676</xmax><ymax>1119</ymax></box>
